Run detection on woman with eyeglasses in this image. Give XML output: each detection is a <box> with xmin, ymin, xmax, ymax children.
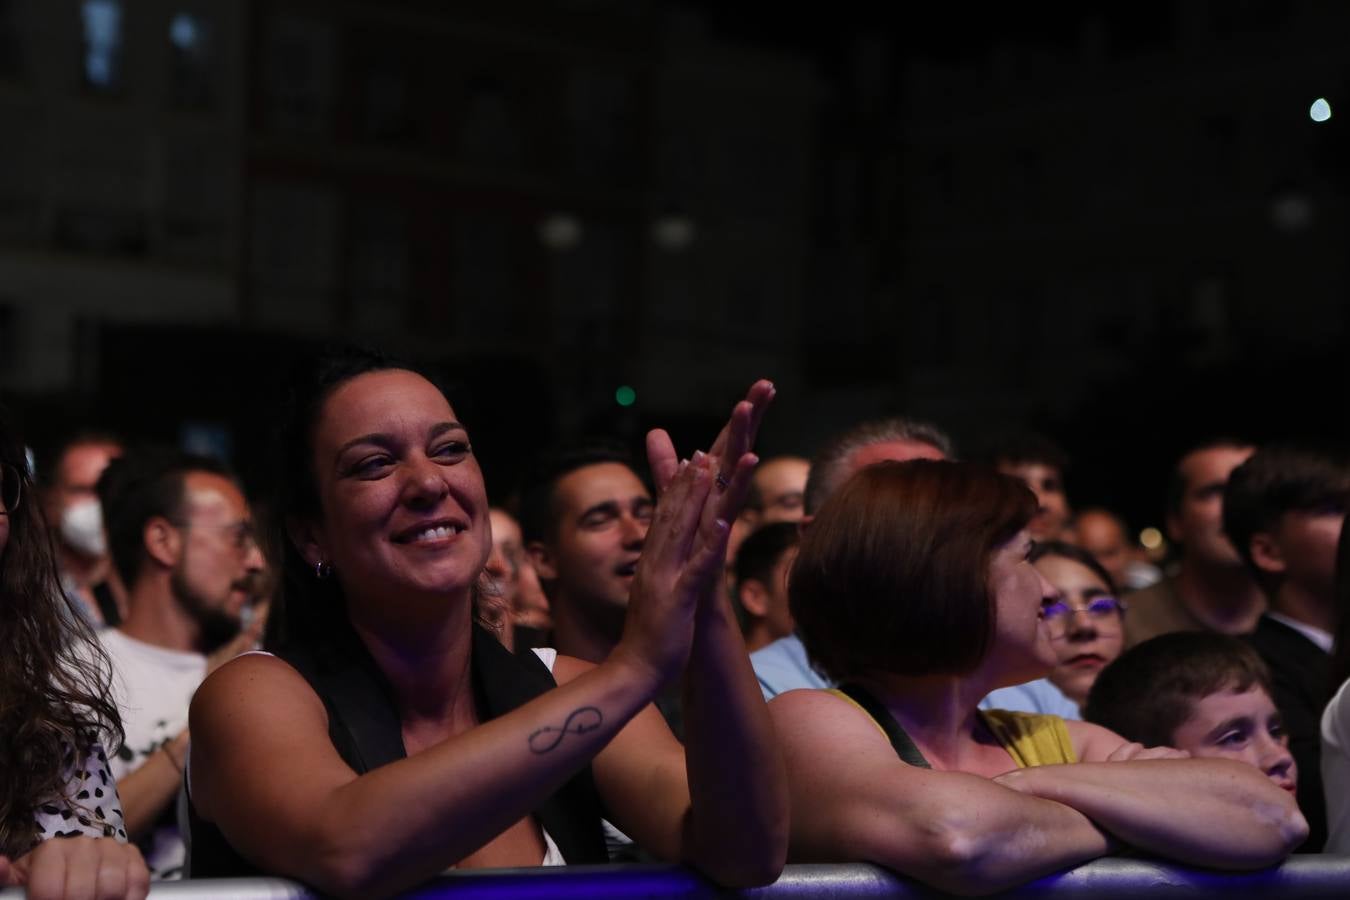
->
<box><xmin>770</xmin><ymin>460</ymin><xmax>1307</xmax><ymax>895</ymax></box>
<box><xmin>1030</xmin><ymin>541</ymin><xmax>1126</xmax><ymax>711</ymax></box>
<box><xmin>0</xmin><ymin>410</ymin><xmax>149</xmax><ymax>899</ymax></box>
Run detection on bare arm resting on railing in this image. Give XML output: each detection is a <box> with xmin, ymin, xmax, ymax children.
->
<box><xmin>992</xmin><ymin>720</ymin><xmax>1308</xmax><ymax>869</ymax></box>
<box><xmin>771</xmin><ymin>689</ymin><xmax>1116</xmax><ymax>896</ymax></box>
<box><xmin>772</xmin><ymin>690</ymin><xmax>1307</xmax><ymax>896</ymax></box>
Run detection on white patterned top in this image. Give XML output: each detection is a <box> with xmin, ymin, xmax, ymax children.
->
<box><xmin>31</xmin><ymin>742</ymin><xmax>129</xmax><ymax>850</ymax></box>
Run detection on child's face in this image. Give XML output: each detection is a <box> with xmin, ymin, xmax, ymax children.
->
<box><xmin>1170</xmin><ymin>685</ymin><xmax>1297</xmax><ymax>795</ymax></box>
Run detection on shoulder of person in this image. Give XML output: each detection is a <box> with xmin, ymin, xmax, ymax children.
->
<box><xmin>769</xmin><ymin>688</ymin><xmax>882</xmax><ymax>744</ymax></box>
<box><xmin>1064</xmin><ymin>718</ymin><xmax>1128</xmax><ymax>761</ymax></box>
<box><xmin>551</xmin><ymin>653</ymin><xmax>597</xmax><ymax>685</ymax></box>
<box><xmin>192</xmin><ymin>652</ymin><xmax>314</xmax><ymax>712</ymax></box>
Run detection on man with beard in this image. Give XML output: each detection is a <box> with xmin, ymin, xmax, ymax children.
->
<box><xmin>95</xmin><ymin>448</ymin><xmax>266</xmax><ymax>878</ymax></box>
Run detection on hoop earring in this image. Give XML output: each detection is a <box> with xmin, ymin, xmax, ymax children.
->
<box><xmin>314</xmin><ymin>560</ymin><xmax>333</xmax><ymax>579</ymax></box>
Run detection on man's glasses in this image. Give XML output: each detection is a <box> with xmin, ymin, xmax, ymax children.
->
<box><xmin>172</xmin><ymin>518</ymin><xmax>259</xmax><ymax>554</ymax></box>
<box><xmin>0</xmin><ymin>461</ymin><xmax>22</xmax><ymax>513</ymax></box>
<box><xmin>1042</xmin><ymin>595</ymin><xmax>1126</xmax><ymax>637</ymax></box>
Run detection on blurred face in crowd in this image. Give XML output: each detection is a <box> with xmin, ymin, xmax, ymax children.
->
<box><xmin>1072</xmin><ymin>509</ymin><xmax>1132</xmax><ymax>591</ymax></box>
<box><xmin>530</xmin><ymin>462</ymin><xmax>652</xmax><ymax>620</ymax></box>
<box><xmin>1170</xmin><ymin>685</ymin><xmax>1297</xmax><ymax>794</ymax></box>
<box><xmin>753</xmin><ymin>457</ymin><xmax>810</xmax><ymax>524</ymax></box>
<box><xmin>1169</xmin><ymin>445</ymin><xmax>1254</xmax><ymax>567</ymax></box>
<box><xmin>486</xmin><ymin>508</ymin><xmax>551</xmax><ymax>633</ymax></box>
<box><xmin>1034</xmin><ymin>553</ymin><xmax>1124</xmax><ymax>708</ymax></box>
<box><xmin>738</xmin><ymin>544</ymin><xmax>797</xmax><ymax>652</ymax></box>
<box><xmin>302</xmin><ymin>370</ymin><xmax>492</xmax><ymax>611</ymax></box>
<box><xmin>984</xmin><ymin>530</ymin><xmax>1059</xmax><ymax>687</ymax></box>
<box><xmin>997</xmin><ymin>461</ymin><xmax>1069</xmax><ymax>541</ymax></box>
<box><xmin>170</xmin><ymin>471</ymin><xmax>265</xmax><ymax>647</ymax></box>
<box><xmin>46</xmin><ymin>440</ymin><xmax>121</xmax><ymax>559</ymax></box>
<box><xmin>1255</xmin><ymin>508</ymin><xmax>1345</xmax><ymax>603</ymax></box>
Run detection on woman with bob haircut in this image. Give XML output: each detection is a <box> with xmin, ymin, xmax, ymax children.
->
<box><xmin>771</xmin><ymin>459</ymin><xmax>1307</xmax><ymax>895</ymax></box>
<box><xmin>185</xmin><ymin>349</ymin><xmax>787</xmax><ymax>899</ymax></box>
<box><xmin>0</xmin><ymin>408</ymin><xmax>149</xmax><ymax>899</ymax></box>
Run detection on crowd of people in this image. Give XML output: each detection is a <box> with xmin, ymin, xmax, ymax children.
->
<box><xmin>2</xmin><ymin>345</ymin><xmax>1345</xmax><ymax>899</ymax></box>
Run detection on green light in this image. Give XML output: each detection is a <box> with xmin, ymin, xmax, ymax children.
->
<box><xmin>615</xmin><ymin>385</ymin><xmax>637</xmax><ymax>407</ymax></box>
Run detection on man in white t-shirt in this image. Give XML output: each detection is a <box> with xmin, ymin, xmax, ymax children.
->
<box><xmin>97</xmin><ymin>448</ymin><xmax>265</xmax><ymax>878</ymax></box>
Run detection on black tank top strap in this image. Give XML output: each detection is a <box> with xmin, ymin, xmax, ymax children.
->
<box><xmin>837</xmin><ymin>682</ymin><xmax>932</xmax><ymax>769</ymax></box>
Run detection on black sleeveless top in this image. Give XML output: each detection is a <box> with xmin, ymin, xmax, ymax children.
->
<box><xmin>185</xmin><ymin>623</ymin><xmax>609</xmax><ymax>877</ymax></box>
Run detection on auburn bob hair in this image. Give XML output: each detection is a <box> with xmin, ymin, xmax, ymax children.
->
<box><xmin>790</xmin><ymin>459</ymin><xmax>1037</xmax><ymax>682</ymax></box>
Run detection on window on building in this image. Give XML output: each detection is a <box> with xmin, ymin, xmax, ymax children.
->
<box><xmin>81</xmin><ymin>0</ymin><xmax>123</xmax><ymax>93</ymax></box>
<box><xmin>168</xmin><ymin>11</ymin><xmax>216</xmax><ymax>109</ymax></box>
<box><xmin>0</xmin><ymin>1</ymin><xmax>21</xmax><ymax>79</ymax></box>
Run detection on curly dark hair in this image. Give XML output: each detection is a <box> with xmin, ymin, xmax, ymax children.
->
<box><xmin>0</xmin><ymin>407</ymin><xmax>123</xmax><ymax>858</ymax></box>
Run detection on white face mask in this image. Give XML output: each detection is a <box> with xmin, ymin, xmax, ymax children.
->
<box><xmin>60</xmin><ymin>497</ymin><xmax>107</xmax><ymax>558</ymax></box>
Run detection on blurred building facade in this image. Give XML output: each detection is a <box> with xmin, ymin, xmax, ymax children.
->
<box><xmin>0</xmin><ymin>0</ymin><xmax>245</xmax><ymax>394</ymax></box>
<box><xmin>0</xmin><ymin>0</ymin><xmax>821</xmax><ymax>444</ymax></box>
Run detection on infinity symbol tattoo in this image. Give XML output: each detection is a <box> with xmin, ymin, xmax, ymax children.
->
<box><xmin>528</xmin><ymin>706</ymin><xmax>604</xmax><ymax>754</ymax></box>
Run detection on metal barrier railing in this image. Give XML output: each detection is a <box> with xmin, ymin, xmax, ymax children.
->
<box><xmin>3</xmin><ymin>857</ymin><xmax>1350</xmax><ymax>898</ymax></box>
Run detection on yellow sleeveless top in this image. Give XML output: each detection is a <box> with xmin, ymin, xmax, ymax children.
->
<box><xmin>831</xmin><ymin>690</ymin><xmax>1077</xmax><ymax>768</ymax></box>
<box><xmin>978</xmin><ymin>709</ymin><xmax>1077</xmax><ymax>767</ymax></box>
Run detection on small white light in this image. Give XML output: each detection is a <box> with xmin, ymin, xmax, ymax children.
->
<box><xmin>1310</xmin><ymin>98</ymin><xmax>1332</xmax><ymax>123</ymax></box>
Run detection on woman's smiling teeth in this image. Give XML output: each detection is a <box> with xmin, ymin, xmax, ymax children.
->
<box><xmin>400</xmin><ymin>524</ymin><xmax>463</xmax><ymax>544</ymax></box>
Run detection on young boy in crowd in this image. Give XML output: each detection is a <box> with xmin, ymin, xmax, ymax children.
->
<box><xmin>1084</xmin><ymin>632</ymin><xmax>1298</xmax><ymax>798</ymax></box>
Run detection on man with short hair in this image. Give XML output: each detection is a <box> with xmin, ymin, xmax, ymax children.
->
<box><xmin>800</xmin><ymin>417</ymin><xmax>952</xmax><ymax>522</ymax></box>
<box><xmin>1125</xmin><ymin>439</ymin><xmax>1262</xmax><ymax>646</ymax></box>
<box><xmin>979</xmin><ymin>430</ymin><xmax>1072</xmax><ymax>541</ymax></box>
<box><xmin>732</xmin><ymin>522</ymin><xmax>799</xmax><ymax>653</ymax></box>
<box><xmin>96</xmin><ymin>448</ymin><xmax>265</xmax><ymax>878</ymax></box>
<box><xmin>726</xmin><ymin>454</ymin><xmax>810</xmax><ymax>587</ymax></box>
<box><xmin>1226</xmin><ymin>445</ymin><xmax>1350</xmax><ymax>851</ymax></box>
<box><xmin>749</xmin><ymin>455</ymin><xmax>810</xmax><ymax>524</ymax></box>
<box><xmin>40</xmin><ymin>433</ymin><xmax>124</xmax><ymax>626</ymax></box>
<box><xmin>520</xmin><ymin>443</ymin><xmax>653</xmax><ymax>669</ymax></box>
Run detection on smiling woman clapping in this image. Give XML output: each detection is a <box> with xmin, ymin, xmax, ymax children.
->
<box><xmin>185</xmin><ymin>349</ymin><xmax>786</xmax><ymax>899</ymax></box>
